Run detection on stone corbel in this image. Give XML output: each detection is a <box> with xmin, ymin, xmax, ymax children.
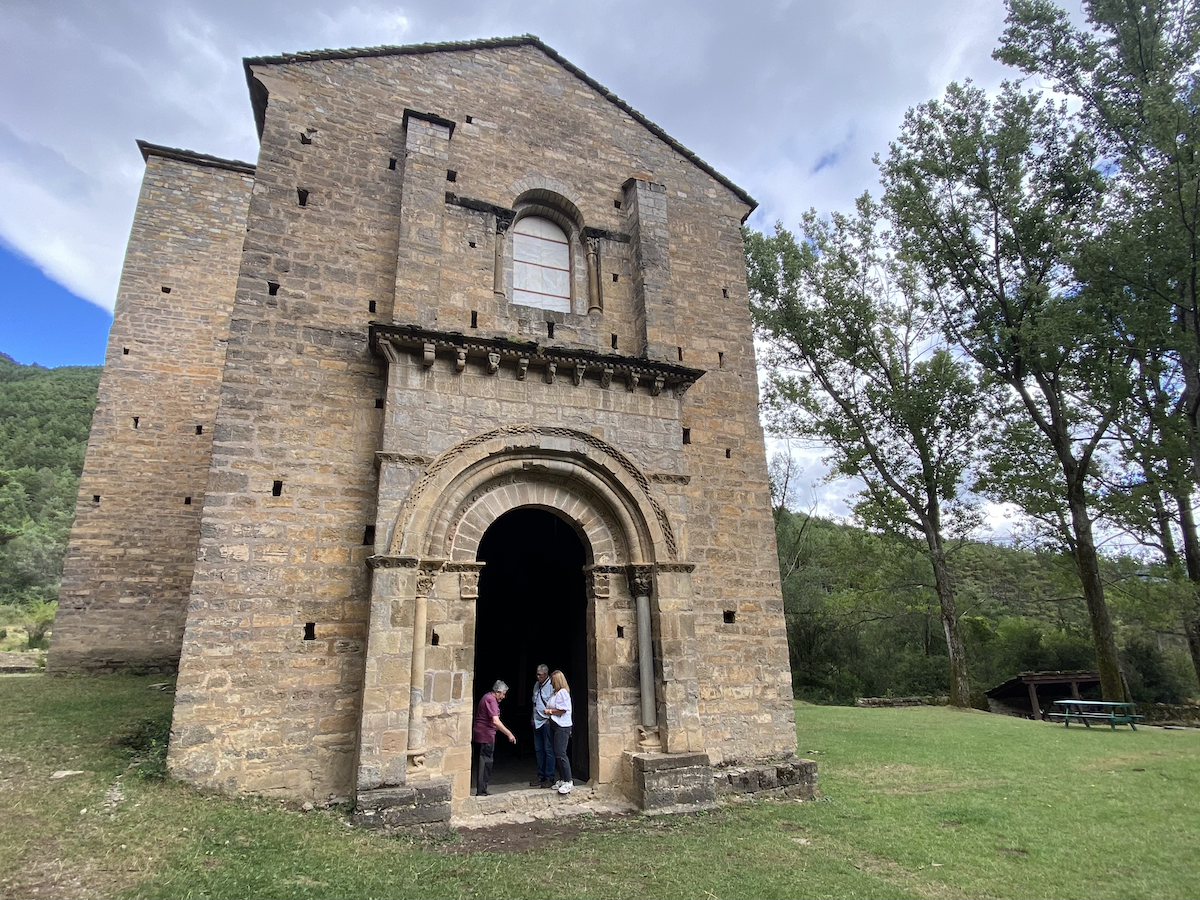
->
<box><xmin>651</xmin><ymin>374</ymin><xmax>665</xmax><ymax>396</ymax></box>
<box><xmin>626</xmin><ymin>372</ymin><xmax>639</xmax><ymax>392</ymax></box>
<box><xmin>544</xmin><ymin>362</ymin><xmax>556</xmax><ymax>384</ymax></box>
<box><xmin>455</xmin><ymin>348</ymin><xmax>467</xmax><ymax>372</ymax></box>
<box><xmin>600</xmin><ymin>367</ymin><xmax>613</xmax><ymax>389</ymax></box>
<box><xmin>487</xmin><ymin>351</ymin><xmax>500</xmax><ymax>375</ymax></box>
<box><xmin>378</xmin><ymin>338</ymin><xmax>403</xmax><ymax>366</ymax></box>
<box><xmin>517</xmin><ymin>357</ymin><xmax>529</xmax><ymax>381</ymax></box>
<box><xmin>573</xmin><ymin>364</ymin><xmax>587</xmax><ymax>386</ymax></box>
<box><xmin>422</xmin><ymin>342</ymin><xmax>435</xmax><ymax>367</ymax></box>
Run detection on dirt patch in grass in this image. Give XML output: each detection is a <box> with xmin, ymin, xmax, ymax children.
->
<box><xmin>436</xmin><ymin>812</ymin><xmax>635</xmax><ymax>853</ymax></box>
<box><xmin>0</xmin><ymin>839</ymin><xmax>140</xmax><ymax>900</ymax></box>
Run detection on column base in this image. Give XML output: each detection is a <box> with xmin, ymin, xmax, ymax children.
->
<box><xmin>353</xmin><ymin>779</ymin><xmax>452</xmax><ymax>829</ymax></box>
<box><xmin>627</xmin><ymin>751</ymin><xmax>716</xmax><ymax>811</ymax></box>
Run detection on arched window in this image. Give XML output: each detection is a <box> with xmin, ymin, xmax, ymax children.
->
<box><xmin>512</xmin><ymin>216</ymin><xmax>571</xmax><ymax>312</ymax></box>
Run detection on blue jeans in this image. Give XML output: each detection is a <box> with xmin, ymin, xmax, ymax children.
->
<box><xmin>533</xmin><ymin>722</ymin><xmax>555</xmax><ymax>780</ymax></box>
<box><xmin>551</xmin><ymin>721</ymin><xmax>573</xmax><ymax>784</ymax></box>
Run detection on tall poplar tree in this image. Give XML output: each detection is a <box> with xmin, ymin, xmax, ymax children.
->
<box><xmin>995</xmin><ymin>0</ymin><xmax>1200</xmax><ymax>692</ymax></box>
<box><xmin>879</xmin><ymin>82</ymin><xmax>1134</xmax><ymax>701</ymax></box>
<box><xmin>747</xmin><ymin>196</ymin><xmax>981</xmax><ymax>707</ymax></box>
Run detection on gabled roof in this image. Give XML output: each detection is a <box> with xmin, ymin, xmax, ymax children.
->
<box><xmin>242</xmin><ymin>35</ymin><xmax>756</xmax><ymax>213</ymax></box>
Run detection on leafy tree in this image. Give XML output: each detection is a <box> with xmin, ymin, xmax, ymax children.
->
<box><xmin>995</xmin><ymin>0</ymin><xmax>1200</xmax><ymax>690</ymax></box>
<box><xmin>879</xmin><ymin>80</ymin><xmax>1135</xmax><ymax>701</ymax></box>
<box><xmin>747</xmin><ymin>200</ymin><xmax>983</xmax><ymax>706</ymax></box>
<box><xmin>996</xmin><ymin>0</ymin><xmax>1199</xmax><ymax>482</ymax></box>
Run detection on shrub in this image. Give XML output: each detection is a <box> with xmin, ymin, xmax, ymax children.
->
<box><xmin>114</xmin><ymin>709</ymin><xmax>173</xmax><ymax>779</ymax></box>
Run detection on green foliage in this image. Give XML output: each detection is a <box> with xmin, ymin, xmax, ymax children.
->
<box><xmin>0</xmin><ymin>353</ymin><xmax>100</xmax><ymax>474</ymax></box>
<box><xmin>0</xmin><ymin>353</ymin><xmax>100</xmax><ymax>621</ymax></box>
<box><xmin>773</xmin><ymin>508</ymin><xmax>1198</xmax><ymax>704</ymax></box>
<box><xmin>996</xmin><ymin>0</ymin><xmax>1200</xmax><ymax>687</ymax></box>
<box><xmin>747</xmin><ymin>203</ymin><xmax>983</xmax><ymax>543</ymax></box>
<box><xmin>114</xmin><ymin>708</ymin><xmax>174</xmax><ymax>780</ymax></box>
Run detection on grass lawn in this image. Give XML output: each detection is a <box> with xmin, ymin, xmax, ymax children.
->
<box><xmin>0</xmin><ymin>674</ymin><xmax>1196</xmax><ymax>899</ymax></box>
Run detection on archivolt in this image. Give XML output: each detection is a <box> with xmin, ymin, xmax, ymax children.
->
<box><xmin>386</xmin><ymin>425</ymin><xmax>677</xmax><ymax>564</ymax></box>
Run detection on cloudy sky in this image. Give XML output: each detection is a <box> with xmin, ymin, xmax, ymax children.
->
<box><xmin>0</xmin><ymin>0</ymin><xmax>1022</xmax><ymax>523</ymax></box>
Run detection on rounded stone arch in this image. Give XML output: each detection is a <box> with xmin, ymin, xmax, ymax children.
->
<box><xmin>505</xmin><ymin>178</ymin><xmax>590</xmax><ymax>314</ymax></box>
<box><xmin>508</xmin><ymin>176</ymin><xmax>586</xmax><ymax>232</ymax></box>
<box><xmin>386</xmin><ymin>425</ymin><xmax>676</xmax><ymax>566</ymax></box>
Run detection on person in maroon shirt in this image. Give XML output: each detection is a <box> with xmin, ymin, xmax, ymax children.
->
<box><xmin>472</xmin><ymin>680</ymin><xmax>516</xmax><ymax>796</ymax></box>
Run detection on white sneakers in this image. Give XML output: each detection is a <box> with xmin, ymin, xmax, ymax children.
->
<box><xmin>557</xmin><ymin>780</ymin><xmax>573</xmax><ymax>794</ymax></box>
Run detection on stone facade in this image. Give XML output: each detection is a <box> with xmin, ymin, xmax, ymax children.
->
<box><xmin>51</xmin><ymin>145</ymin><xmax>254</xmax><ymax>673</ymax></box>
<box><xmin>52</xmin><ymin>36</ymin><xmax>803</xmax><ymax>819</ymax></box>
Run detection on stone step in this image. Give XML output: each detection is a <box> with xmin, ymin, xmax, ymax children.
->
<box><xmin>457</xmin><ymin>781</ymin><xmax>637</xmax><ymax>828</ymax></box>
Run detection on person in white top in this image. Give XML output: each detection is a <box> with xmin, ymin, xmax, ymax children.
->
<box><xmin>543</xmin><ymin>669</ymin><xmax>574</xmax><ymax>793</ymax></box>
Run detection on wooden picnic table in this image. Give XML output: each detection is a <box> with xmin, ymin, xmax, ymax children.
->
<box><xmin>1049</xmin><ymin>699</ymin><xmax>1143</xmax><ymax>730</ymax></box>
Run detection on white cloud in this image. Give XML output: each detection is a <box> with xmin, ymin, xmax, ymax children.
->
<box><xmin>0</xmin><ymin>0</ymin><xmax>1014</xmax><ymax>311</ymax></box>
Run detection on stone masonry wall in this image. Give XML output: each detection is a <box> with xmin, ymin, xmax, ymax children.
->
<box><xmin>167</xmin><ymin>41</ymin><xmax>796</xmax><ymax>800</ymax></box>
<box><xmin>50</xmin><ymin>150</ymin><xmax>253</xmax><ymax>673</ymax></box>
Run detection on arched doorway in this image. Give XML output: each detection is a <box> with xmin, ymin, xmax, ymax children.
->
<box><xmin>473</xmin><ymin>507</ymin><xmax>590</xmax><ymax>786</ymax></box>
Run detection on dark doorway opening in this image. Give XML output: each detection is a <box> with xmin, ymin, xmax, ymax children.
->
<box><xmin>473</xmin><ymin>506</ymin><xmax>589</xmax><ymax>787</ymax></box>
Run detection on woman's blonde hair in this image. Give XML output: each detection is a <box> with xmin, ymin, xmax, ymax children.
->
<box><xmin>550</xmin><ymin>669</ymin><xmax>570</xmax><ymax>692</ymax></box>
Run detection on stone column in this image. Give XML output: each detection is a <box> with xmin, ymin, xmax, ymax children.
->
<box><xmin>622</xmin><ymin>177</ymin><xmax>674</xmax><ymax>362</ymax></box>
<box><xmin>406</xmin><ymin>563</ymin><xmax>441</xmax><ymax>774</ymax></box>
<box><xmin>585</xmin><ymin>235</ymin><xmax>602</xmax><ymax>314</ymax></box>
<box><xmin>630</xmin><ymin>565</ymin><xmax>661</xmax><ymax>751</ymax></box>
<box><xmin>492</xmin><ymin>213</ymin><xmax>513</xmax><ymax>298</ymax></box>
<box><xmin>393</xmin><ymin>111</ymin><xmax>454</xmax><ymax>326</ymax></box>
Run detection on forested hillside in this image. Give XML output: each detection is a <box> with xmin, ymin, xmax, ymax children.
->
<box><xmin>774</xmin><ymin>506</ymin><xmax>1199</xmax><ymax>706</ymax></box>
<box><xmin>0</xmin><ymin>353</ymin><xmax>100</xmax><ymax>645</ymax></box>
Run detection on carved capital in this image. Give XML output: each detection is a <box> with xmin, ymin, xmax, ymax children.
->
<box><xmin>628</xmin><ymin>565</ymin><xmax>654</xmax><ymax>598</ymax></box>
<box><xmin>459</xmin><ymin>571</ymin><xmax>479</xmax><ymax>599</ymax></box>
<box><xmin>588</xmin><ymin>570</ymin><xmax>611</xmax><ymax>600</ymax></box>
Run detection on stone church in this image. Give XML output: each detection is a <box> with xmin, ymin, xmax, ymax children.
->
<box><xmin>50</xmin><ymin>36</ymin><xmax>809</xmax><ymax>824</ymax></box>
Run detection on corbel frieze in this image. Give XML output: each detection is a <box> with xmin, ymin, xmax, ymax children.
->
<box><xmin>368</xmin><ymin>323</ymin><xmax>705</xmax><ymax>398</ymax></box>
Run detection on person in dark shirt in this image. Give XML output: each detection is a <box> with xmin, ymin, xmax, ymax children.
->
<box><xmin>472</xmin><ymin>680</ymin><xmax>516</xmax><ymax>796</ymax></box>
